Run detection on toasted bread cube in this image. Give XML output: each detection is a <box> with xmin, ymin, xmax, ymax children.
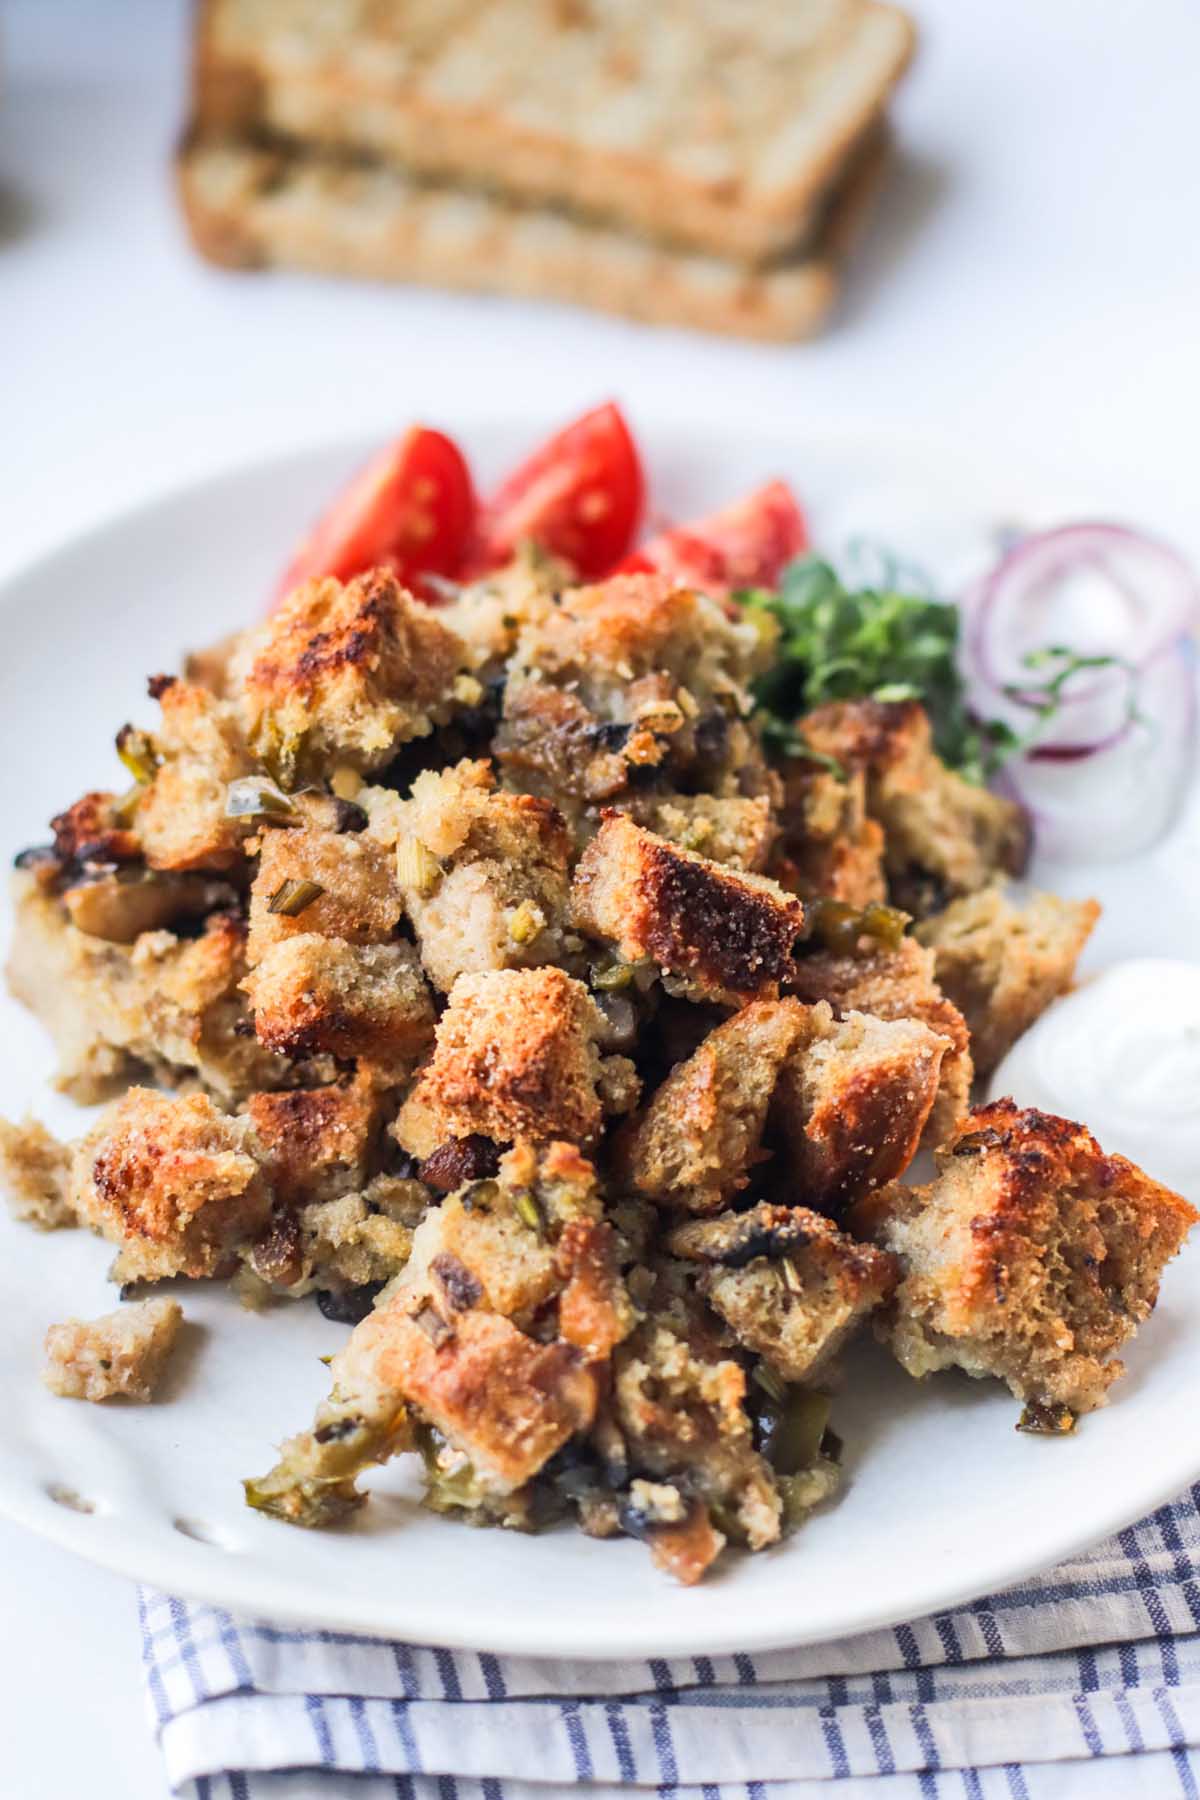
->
<box><xmin>244</xmin><ymin>935</ymin><xmax>435</xmax><ymax>1071</ymax></box>
<box><xmin>625</xmin><ymin>792</ymin><xmax>777</xmax><ymax>872</ymax></box>
<box><xmin>669</xmin><ymin>1202</ymin><xmax>897</xmax><ymax>1380</ymax></box>
<box><xmin>42</xmin><ymin>1298</ymin><xmax>184</xmax><ymax>1402</ymax></box>
<box><xmin>49</xmin><ymin>790</ymin><xmax>140</xmax><ymax>867</ymax></box>
<box><xmin>618</xmin><ymin>999</ymin><xmax>808</xmax><ymax>1213</ymax></box>
<box><xmin>800</xmin><ymin>700</ymin><xmax>1029</xmax><ymax>916</ymax></box>
<box><xmin>772</xmin><ymin>1005</ymin><xmax>949</xmax><ymax>1213</ymax></box>
<box><xmin>390</xmin><ymin>759</ymin><xmax>572</xmax><ymax>990</ymax></box>
<box><xmin>790</xmin><ymin>937</ymin><xmax>972</xmax><ymax>1147</ymax></box>
<box><xmin>246</xmin><ymin>826</ymin><xmax>401</xmax><ymax>964</ymax></box>
<box><xmin>571</xmin><ymin>814</ymin><xmax>804</xmax><ymax>1006</ymax></box>
<box><xmin>0</xmin><ymin>1116</ymin><xmax>75</xmax><ymax>1229</ymax></box>
<box><xmin>852</xmin><ymin>1100</ymin><xmax>1198</xmax><ymax>1414</ymax></box>
<box><xmin>245</xmin><ymin>1075</ymin><xmax>382</xmax><ymax>1208</ymax></box>
<box><xmin>916</xmin><ymin>886</ymin><xmax>1100</xmax><ymax>1074</ymax></box>
<box><xmin>136</xmin><ymin>680</ymin><xmax>251</xmax><ymax>872</ymax></box>
<box><xmin>72</xmin><ymin>1088</ymin><xmax>272</xmax><ymax>1281</ymax></box>
<box><xmin>232</xmin><ymin>568</ymin><xmax>465</xmax><ymax>777</ymax></box>
<box><xmin>613</xmin><ymin>1321</ymin><xmax>781</xmax><ymax>1551</ymax></box>
<box><xmin>773</xmin><ymin>757</ymin><xmax>886</xmax><ymax>906</ymax></box>
<box><xmin>342</xmin><ymin>1299</ymin><xmax>598</xmax><ymax>1493</ymax></box>
<box><xmin>396</xmin><ymin>968</ymin><xmax>628</xmax><ymax>1156</ymax></box>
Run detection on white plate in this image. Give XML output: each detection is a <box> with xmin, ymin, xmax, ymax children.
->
<box><xmin>1</xmin><ymin>420</ymin><xmax>1198</xmax><ymax>1661</ymax></box>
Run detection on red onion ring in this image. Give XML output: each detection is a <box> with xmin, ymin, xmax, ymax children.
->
<box><xmin>968</xmin><ymin>522</ymin><xmax>1199</xmax><ymax>728</ymax></box>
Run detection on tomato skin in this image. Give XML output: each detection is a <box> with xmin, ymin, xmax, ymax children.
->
<box><xmin>469</xmin><ymin>402</ymin><xmax>644</xmax><ymax>579</ymax></box>
<box><xmin>272</xmin><ymin>426</ymin><xmax>476</xmax><ymax>606</ymax></box>
<box><xmin>620</xmin><ymin>480</ymin><xmax>807</xmax><ymax>594</ymax></box>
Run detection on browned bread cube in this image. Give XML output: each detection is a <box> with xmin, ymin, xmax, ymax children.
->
<box><xmin>773</xmin><ymin>755</ymin><xmax>886</xmax><ymax>906</ymax></box>
<box><xmin>771</xmin><ymin>1005</ymin><xmax>949</xmax><ymax>1213</ymax></box>
<box><xmin>799</xmin><ymin>699</ymin><xmax>1029</xmax><ymax>916</ymax></box>
<box><xmin>232</xmin><ymin>568</ymin><xmax>465</xmax><ymax>777</ymax></box>
<box><xmin>72</xmin><ymin>1087</ymin><xmax>272</xmax><ymax>1282</ymax></box>
<box><xmin>388</xmin><ymin>759</ymin><xmax>573</xmax><ymax>991</ymax></box>
<box><xmin>43</xmin><ymin>1298</ymin><xmax>184</xmax><ymax>1403</ymax></box>
<box><xmin>617</xmin><ymin>999</ymin><xmax>809</xmax><ymax>1214</ymax></box>
<box><xmin>395</xmin><ymin>967</ymin><xmax>631</xmax><ymax>1156</ymax></box>
<box><xmin>243</xmin><ymin>935</ymin><xmax>434</xmax><ymax>1070</ymax></box>
<box><xmin>245</xmin><ymin>1074</ymin><xmax>383</xmax><ymax>1209</ymax></box>
<box><xmin>851</xmin><ymin>1099</ymin><xmax>1198</xmax><ymax>1415</ymax></box>
<box><xmin>136</xmin><ymin>680</ymin><xmax>251</xmax><ymax>873</ymax></box>
<box><xmin>916</xmin><ymin>886</ymin><xmax>1100</xmax><ymax>1075</ymax></box>
<box><xmin>571</xmin><ymin>813</ymin><xmax>804</xmax><ymax>1006</ymax></box>
<box><xmin>246</xmin><ymin>825</ymin><xmax>401</xmax><ymax>965</ymax></box>
<box><xmin>669</xmin><ymin>1201</ymin><xmax>897</xmax><ymax>1380</ymax></box>
<box><xmin>790</xmin><ymin>936</ymin><xmax>972</xmax><ymax>1146</ymax></box>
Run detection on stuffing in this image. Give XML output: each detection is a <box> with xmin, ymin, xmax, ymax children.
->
<box><xmin>243</xmin><ymin>934</ymin><xmax>435</xmax><ymax>1071</ymax></box>
<box><xmin>395</xmin><ymin>968</ymin><xmax>634</xmax><ymax>1157</ymax></box>
<box><xmin>42</xmin><ymin>1298</ymin><xmax>184</xmax><ymax>1402</ymax></box>
<box><xmin>773</xmin><ymin>756</ymin><xmax>886</xmax><ymax>906</ymax></box>
<box><xmin>851</xmin><ymin>1100</ymin><xmax>1198</xmax><ymax>1415</ymax></box>
<box><xmin>245</xmin><ymin>1075</ymin><xmax>383</xmax><ymax>1208</ymax></box>
<box><xmin>245</xmin><ymin>1174</ymin><xmax>422</xmax><ymax>1296</ymax></box>
<box><xmin>612</xmin><ymin>1320</ymin><xmax>781</xmax><ymax>1553</ymax></box>
<box><xmin>60</xmin><ymin>868</ymin><xmax>238</xmax><ymax>946</ymax></box>
<box><xmin>789</xmin><ymin>936</ymin><xmax>973</xmax><ymax>1147</ymax></box>
<box><xmin>916</xmin><ymin>886</ymin><xmax>1100</xmax><ymax>1075</ymax></box>
<box><xmin>617</xmin><ymin>999</ymin><xmax>809</xmax><ymax>1214</ymax></box>
<box><xmin>388</xmin><ymin>759</ymin><xmax>573</xmax><ymax>990</ymax></box>
<box><xmin>571</xmin><ymin>813</ymin><xmax>805</xmax><ymax>1006</ymax></box>
<box><xmin>336</xmin><ymin>1299</ymin><xmax>599</xmax><ymax>1494</ymax></box>
<box><xmin>7</xmin><ymin>877</ymin><xmax>291</xmax><ymax>1104</ymax></box>
<box><xmin>771</xmin><ymin>1005</ymin><xmax>949</xmax><ymax>1214</ymax></box>
<box><xmin>231</xmin><ymin>568</ymin><xmax>465</xmax><ymax>777</ymax></box>
<box><xmin>48</xmin><ymin>791</ymin><xmax>140</xmax><ymax>868</ymax></box>
<box><xmin>246</xmin><ymin>1144</ymin><xmax>615</xmax><ymax>1523</ymax></box>
<box><xmin>622</xmin><ymin>792</ymin><xmax>777</xmax><ymax>872</ymax></box>
<box><xmin>668</xmin><ymin>1202</ymin><xmax>897</xmax><ymax>1380</ymax></box>
<box><xmin>135</xmin><ymin>679</ymin><xmax>251</xmax><ymax>872</ymax></box>
<box><xmin>799</xmin><ymin>700</ymin><xmax>1029</xmax><ymax>916</ymax></box>
<box><xmin>438</xmin><ymin>544</ymin><xmax>565</xmax><ymax>675</ymax></box>
<box><xmin>495</xmin><ymin>573</ymin><xmax>771</xmax><ymax>808</ymax></box>
<box><xmin>246</xmin><ymin>826</ymin><xmax>401</xmax><ymax>964</ymax></box>
<box><xmin>72</xmin><ymin>1087</ymin><xmax>273</xmax><ymax>1282</ymax></box>
<box><xmin>0</xmin><ymin>1116</ymin><xmax>75</xmax><ymax>1229</ymax></box>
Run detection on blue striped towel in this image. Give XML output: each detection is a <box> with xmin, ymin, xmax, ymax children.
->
<box><xmin>140</xmin><ymin>1485</ymin><xmax>1200</xmax><ymax>1800</ymax></box>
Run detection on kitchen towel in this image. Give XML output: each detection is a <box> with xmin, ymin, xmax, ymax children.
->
<box><xmin>140</xmin><ymin>1481</ymin><xmax>1200</xmax><ymax>1798</ymax></box>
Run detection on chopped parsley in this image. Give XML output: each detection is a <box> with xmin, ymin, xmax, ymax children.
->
<box><xmin>740</xmin><ymin>554</ymin><xmax>1123</xmax><ymax>785</ymax></box>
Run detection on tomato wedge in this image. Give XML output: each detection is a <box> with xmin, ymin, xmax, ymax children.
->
<box><xmin>620</xmin><ymin>480</ymin><xmax>808</xmax><ymax>594</ymax></box>
<box><xmin>272</xmin><ymin>426</ymin><xmax>476</xmax><ymax>606</ymax></box>
<box><xmin>469</xmin><ymin>402</ymin><xmax>644</xmax><ymax>579</ymax></box>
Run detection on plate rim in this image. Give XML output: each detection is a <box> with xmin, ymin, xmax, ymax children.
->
<box><xmin>1</xmin><ymin>416</ymin><xmax>1196</xmax><ymax>1660</ymax></box>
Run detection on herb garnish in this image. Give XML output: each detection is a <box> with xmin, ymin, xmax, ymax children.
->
<box><xmin>741</xmin><ymin>555</ymin><xmax>1125</xmax><ymax>784</ymax></box>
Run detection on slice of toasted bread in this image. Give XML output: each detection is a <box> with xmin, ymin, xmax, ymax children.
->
<box><xmin>177</xmin><ymin>126</ymin><xmax>889</xmax><ymax>342</ymax></box>
<box><xmin>191</xmin><ymin>0</ymin><xmax>914</xmax><ymax>263</ymax></box>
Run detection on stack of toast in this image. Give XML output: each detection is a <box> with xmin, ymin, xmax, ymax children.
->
<box><xmin>178</xmin><ymin>0</ymin><xmax>916</xmax><ymax>340</ymax></box>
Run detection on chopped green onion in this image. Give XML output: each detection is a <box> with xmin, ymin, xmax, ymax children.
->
<box><xmin>752</xmin><ymin>1362</ymin><xmax>787</xmax><ymax>1405</ymax></box>
<box><xmin>512</xmin><ymin>1190</ymin><xmax>543</xmax><ymax>1236</ymax></box>
<box><xmin>226</xmin><ymin>776</ymin><xmax>296</xmax><ymax>821</ymax></box>
<box><xmin>115</xmin><ymin>725</ymin><xmax>159</xmax><ymax>785</ymax></box>
<box><xmin>267</xmin><ymin>877</ymin><xmax>325</xmax><ymax>917</ymax></box>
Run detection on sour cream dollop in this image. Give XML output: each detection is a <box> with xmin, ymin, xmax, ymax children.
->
<box><xmin>988</xmin><ymin>959</ymin><xmax>1200</xmax><ymax>1201</ymax></box>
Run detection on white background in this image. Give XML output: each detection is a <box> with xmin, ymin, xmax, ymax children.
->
<box><xmin>2</xmin><ymin>2</ymin><xmax>1199</xmax><ymax>1794</ymax></box>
